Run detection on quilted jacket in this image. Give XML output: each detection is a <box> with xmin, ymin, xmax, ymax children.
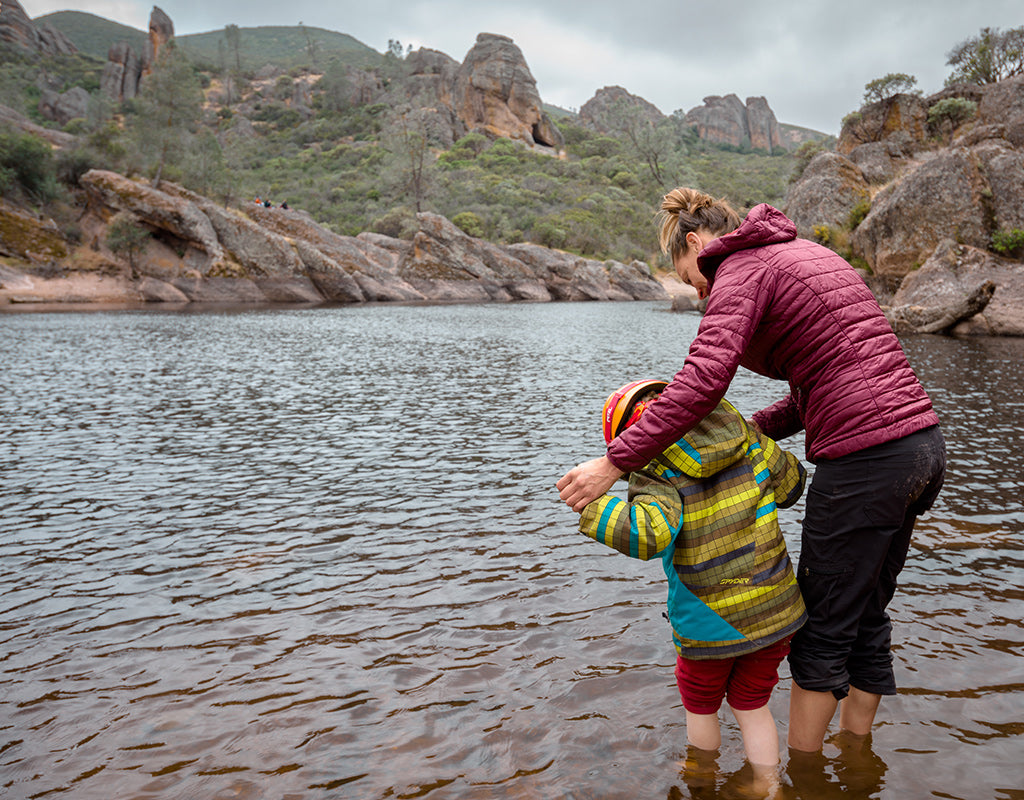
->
<box><xmin>580</xmin><ymin>399</ymin><xmax>806</xmax><ymax>659</ymax></box>
<box><xmin>607</xmin><ymin>204</ymin><xmax>940</xmax><ymax>472</ymax></box>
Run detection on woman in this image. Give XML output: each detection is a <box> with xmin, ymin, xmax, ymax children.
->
<box><xmin>557</xmin><ymin>188</ymin><xmax>946</xmax><ymax>753</ymax></box>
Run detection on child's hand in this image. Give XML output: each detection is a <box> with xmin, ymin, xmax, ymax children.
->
<box><xmin>557</xmin><ymin>456</ymin><xmax>623</xmax><ymax>513</ymax></box>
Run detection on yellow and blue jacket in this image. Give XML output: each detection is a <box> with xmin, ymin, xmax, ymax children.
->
<box><xmin>579</xmin><ymin>399</ymin><xmax>807</xmax><ymax>660</ymax></box>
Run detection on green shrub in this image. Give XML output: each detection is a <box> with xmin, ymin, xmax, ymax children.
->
<box><xmin>991</xmin><ymin>228</ymin><xmax>1024</xmax><ymax>258</ymax></box>
<box><xmin>452</xmin><ymin>211</ymin><xmax>485</xmax><ymax>238</ymax></box>
<box><xmin>0</xmin><ymin>126</ymin><xmax>57</xmax><ymax>202</ymax></box>
<box><xmin>848</xmin><ymin>199</ymin><xmax>871</xmax><ymax>230</ymax></box>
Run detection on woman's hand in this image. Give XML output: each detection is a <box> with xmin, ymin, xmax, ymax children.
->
<box><xmin>556</xmin><ymin>456</ymin><xmax>623</xmax><ymax>513</ymax></box>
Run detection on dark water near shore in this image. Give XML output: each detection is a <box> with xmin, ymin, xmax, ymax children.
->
<box><xmin>1</xmin><ymin>302</ymin><xmax>1022</xmax><ymax>799</ymax></box>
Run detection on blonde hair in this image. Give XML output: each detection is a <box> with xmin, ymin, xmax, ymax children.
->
<box><xmin>657</xmin><ymin>188</ymin><xmax>741</xmax><ymax>259</ymax></box>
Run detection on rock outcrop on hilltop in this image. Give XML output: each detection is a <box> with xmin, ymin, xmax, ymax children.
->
<box><xmin>100</xmin><ymin>6</ymin><xmax>174</xmax><ymax>102</ymax></box>
<box><xmin>452</xmin><ymin>33</ymin><xmax>563</xmax><ymax>149</ymax></box>
<box><xmin>578</xmin><ymin>86</ymin><xmax>664</xmax><ymax>133</ymax></box>
<box><xmin>0</xmin><ymin>169</ymin><xmax>667</xmax><ymax>307</ymax></box>
<box><xmin>330</xmin><ymin>33</ymin><xmax>564</xmax><ymax>150</ymax></box>
<box><xmin>685</xmin><ymin>94</ymin><xmax>784</xmax><ymax>153</ymax></box>
<box><xmin>784</xmin><ymin>75</ymin><xmax>1024</xmax><ymax>336</ymax></box>
<box><xmin>0</xmin><ymin>0</ymin><xmax>76</xmax><ymax>56</ymax></box>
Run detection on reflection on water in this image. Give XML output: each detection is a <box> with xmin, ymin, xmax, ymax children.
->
<box><xmin>1</xmin><ymin>303</ymin><xmax>1022</xmax><ymax>799</ymax></box>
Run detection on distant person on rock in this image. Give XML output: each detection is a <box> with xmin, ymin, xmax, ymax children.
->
<box><xmin>557</xmin><ymin>188</ymin><xmax>946</xmax><ymax>753</ymax></box>
<box><xmin>575</xmin><ymin>378</ymin><xmax>807</xmax><ymax>786</ymax></box>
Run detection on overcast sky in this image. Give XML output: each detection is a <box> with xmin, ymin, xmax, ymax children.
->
<box><xmin>21</xmin><ymin>0</ymin><xmax>1024</xmax><ymax>133</ymax></box>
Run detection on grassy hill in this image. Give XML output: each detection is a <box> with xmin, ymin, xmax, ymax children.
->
<box><xmin>37</xmin><ymin>12</ymin><xmax>383</xmax><ymax>71</ymax></box>
<box><xmin>35</xmin><ymin>11</ymin><xmax>147</xmax><ymax>59</ymax></box>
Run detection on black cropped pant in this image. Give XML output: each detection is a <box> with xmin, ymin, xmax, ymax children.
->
<box><xmin>788</xmin><ymin>425</ymin><xmax>946</xmax><ymax>698</ymax></box>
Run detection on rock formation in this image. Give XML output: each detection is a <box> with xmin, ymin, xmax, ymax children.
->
<box><xmin>885</xmin><ymin>239</ymin><xmax>1021</xmax><ymax>336</ymax></box>
<box><xmin>784</xmin><ymin>152</ymin><xmax>870</xmax><ymax>234</ymax></box>
<box><xmin>101</xmin><ymin>41</ymin><xmax>144</xmax><ymax>102</ymax></box>
<box><xmin>578</xmin><ymin>86</ymin><xmax>664</xmax><ymax>134</ymax></box>
<box><xmin>37</xmin><ymin>86</ymin><xmax>90</xmax><ymax>126</ymax></box>
<box><xmin>100</xmin><ymin>6</ymin><xmax>174</xmax><ymax>102</ymax></box>
<box><xmin>851</xmin><ymin>136</ymin><xmax>1024</xmax><ymax>276</ymax></box>
<box><xmin>0</xmin><ymin>0</ymin><xmax>76</xmax><ymax>56</ymax></box>
<box><xmin>684</xmin><ymin>94</ymin><xmax>784</xmax><ymax>153</ymax></box>
<box><xmin>0</xmin><ymin>169</ymin><xmax>667</xmax><ymax>307</ymax></box>
<box><xmin>451</xmin><ymin>33</ymin><xmax>563</xmax><ymax>149</ymax></box>
<box><xmin>782</xmin><ymin>74</ymin><xmax>1024</xmax><ymax>335</ymax></box>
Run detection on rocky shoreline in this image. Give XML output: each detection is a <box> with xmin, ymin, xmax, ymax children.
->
<box><xmin>1</xmin><ymin>169</ymin><xmax>670</xmax><ymax>309</ymax></box>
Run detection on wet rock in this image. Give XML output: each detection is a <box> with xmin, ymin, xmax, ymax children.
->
<box><xmin>889</xmin><ymin>239</ymin><xmax>1024</xmax><ymax>336</ymax></box>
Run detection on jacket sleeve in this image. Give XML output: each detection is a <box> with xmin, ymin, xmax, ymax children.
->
<box><xmin>578</xmin><ymin>470</ymin><xmax>682</xmax><ymax>561</ymax></box>
<box><xmin>606</xmin><ymin>255</ymin><xmax>775</xmax><ymax>473</ymax></box>
<box><xmin>756</xmin><ymin>430</ymin><xmax>806</xmax><ymax>509</ymax></box>
<box><xmin>753</xmin><ymin>393</ymin><xmax>804</xmax><ymax>442</ymax></box>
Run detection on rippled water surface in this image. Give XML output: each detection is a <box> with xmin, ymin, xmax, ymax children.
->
<box><xmin>1</xmin><ymin>302</ymin><xmax>1022</xmax><ymax>799</ymax></box>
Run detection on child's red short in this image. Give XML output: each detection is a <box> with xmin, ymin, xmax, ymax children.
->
<box><xmin>675</xmin><ymin>637</ymin><xmax>792</xmax><ymax>714</ymax></box>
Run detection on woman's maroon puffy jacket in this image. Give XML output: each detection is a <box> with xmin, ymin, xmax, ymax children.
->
<box><xmin>606</xmin><ymin>204</ymin><xmax>940</xmax><ymax>472</ymax></box>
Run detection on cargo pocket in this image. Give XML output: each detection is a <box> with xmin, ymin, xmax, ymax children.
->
<box><xmin>796</xmin><ymin>562</ymin><xmax>853</xmax><ymax>626</ymax></box>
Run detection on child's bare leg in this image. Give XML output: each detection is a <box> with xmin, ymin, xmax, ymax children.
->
<box><xmin>730</xmin><ymin>704</ymin><xmax>780</xmax><ymax>766</ymax></box>
<box><xmin>685</xmin><ymin>709</ymin><xmax>722</xmax><ymax>751</ymax></box>
<box><xmin>838</xmin><ymin>686</ymin><xmax>882</xmax><ymax>735</ymax></box>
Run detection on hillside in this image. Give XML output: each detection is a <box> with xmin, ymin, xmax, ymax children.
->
<box><xmin>38</xmin><ymin>12</ymin><xmax>385</xmax><ymax>71</ymax></box>
<box><xmin>35</xmin><ymin>11</ymin><xmax>147</xmax><ymax>59</ymax></box>
<box><xmin>176</xmin><ymin>26</ymin><xmax>383</xmax><ymax>71</ymax></box>
<box><xmin>3</xmin><ymin>6</ymin><xmax>807</xmax><ymax>272</ymax></box>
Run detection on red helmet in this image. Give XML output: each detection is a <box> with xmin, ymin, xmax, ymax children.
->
<box><xmin>602</xmin><ymin>379</ymin><xmax>668</xmax><ymax>444</ymax></box>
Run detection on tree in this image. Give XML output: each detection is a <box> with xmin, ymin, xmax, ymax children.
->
<box><xmin>382</xmin><ymin>106</ymin><xmax>436</xmax><ymax>213</ymax></box>
<box><xmin>224</xmin><ymin>24</ymin><xmax>242</xmax><ymax>73</ymax></box>
<box><xmin>131</xmin><ymin>41</ymin><xmax>203</xmax><ymax>186</ymax></box>
<box><xmin>946</xmin><ymin>26</ymin><xmax>1024</xmax><ymax>85</ymax></box>
<box><xmin>604</xmin><ymin>97</ymin><xmax>673</xmax><ymax>186</ymax></box>
<box><xmin>927</xmin><ymin>97</ymin><xmax>978</xmax><ymax>144</ymax></box>
<box><xmin>106</xmin><ymin>212</ymin><xmax>150</xmax><ymax>275</ymax></box>
<box><xmin>183</xmin><ymin>130</ymin><xmax>227</xmax><ymax>198</ymax></box>
<box><xmin>863</xmin><ymin>73</ymin><xmax>919</xmax><ymax>104</ymax></box>
<box><xmin>299</xmin><ymin>21</ymin><xmax>319</xmax><ymax>67</ymax></box>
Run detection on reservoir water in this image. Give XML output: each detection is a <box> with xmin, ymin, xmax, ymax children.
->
<box><xmin>1</xmin><ymin>301</ymin><xmax>1022</xmax><ymax>799</ymax></box>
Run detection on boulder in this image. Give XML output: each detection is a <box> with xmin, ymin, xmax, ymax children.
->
<box><xmin>38</xmin><ymin>87</ymin><xmax>91</xmax><ymax>126</ymax></box>
<box><xmin>851</xmin><ymin>141</ymin><xmax>1024</xmax><ymax>277</ymax></box>
<box><xmin>0</xmin><ymin>103</ymin><xmax>75</xmax><ymax>148</ymax></box>
<box><xmin>0</xmin><ymin>200</ymin><xmax>68</xmax><ymax>264</ymax></box>
<box><xmin>847</xmin><ymin>141</ymin><xmax>905</xmax><ymax>185</ymax></box>
<box><xmin>79</xmin><ymin>170</ymin><xmax>227</xmax><ymax>274</ymax></box>
<box><xmin>783</xmin><ymin>152</ymin><xmax>869</xmax><ymax>234</ymax></box>
<box><xmin>452</xmin><ymin>33</ymin><xmax>563</xmax><ymax>149</ymax></box>
<box><xmin>0</xmin><ymin>0</ymin><xmax>76</xmax><ymax>56</ymax></box>
<box><xmin>850</xmin><ymin>149</ymin><xmax>989</xmax><ymax>276</ymax></box>
<box><xmin>889</xmin><ymin>239</ymin><xmax>1024</xmax><ymax>336</ymax></box>
<box><xmin>837</xmin><ymin>93</ymin><xmax>928</xmax><ymax>155</ymax></box>
<box><xmin>102</xmin><ymin>41</ymin><xmax>143</xmax><ymax>102</ymax></box>
<box><xmin>977</xmin><ymin>74</ymin><xmax>1024</xmax><ymax>148</ymax></box>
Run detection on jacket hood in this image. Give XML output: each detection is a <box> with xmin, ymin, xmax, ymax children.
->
<box><xmin>650</xmin><ymin>400</ymin><xmax>750</xmax><ymax>480</ymax></box>
<box><xmin>698</xmin><ymin>203</ymin><xmax>797</xmax><ymax>280</ymax></box>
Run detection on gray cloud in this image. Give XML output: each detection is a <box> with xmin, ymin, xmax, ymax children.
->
<box><xmin>23</xmin><ymin>0</ymin><xmax>1024</xmax><ymax>133</ymax></box>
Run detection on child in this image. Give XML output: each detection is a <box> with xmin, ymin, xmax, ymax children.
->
<box><xmin>577</xmin><ymin>379</ymin><xmax>807</xmax><ymax>779</ymax></box>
